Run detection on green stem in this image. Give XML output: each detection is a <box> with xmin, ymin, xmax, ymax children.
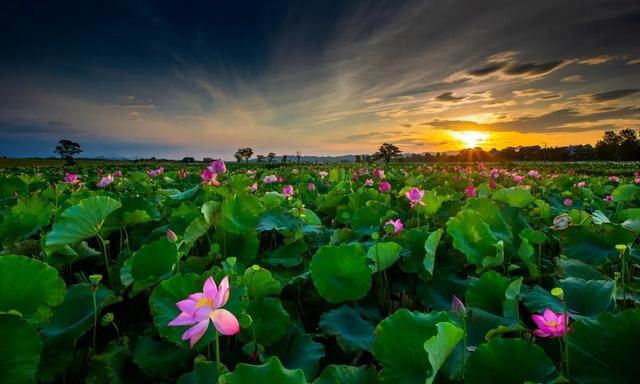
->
<box><xmin>215</xmin><ymin>330</ymin><xmax>221</xmax><ymax>378</ymax></box>
<box><xmin>461</xmin><ymin>316</ymin><xmax>467</xmax><ymax>380</ymax></box>
<box><xmin>92</xmin><ymin>290</ymin><xmax>98</xmax><ymax>351</ymax></box>
<box><xmin>562</xmin><ymin>302</ymin><xmax>570</xmax><ymax>381</ymax></box>
<box><xmin>97</xmin><ymin>234</ymin><xmax>109</xmax><ymax>277</ymax></box>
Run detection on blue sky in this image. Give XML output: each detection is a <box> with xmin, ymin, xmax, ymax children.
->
<box><xmin>1</xmin><ymin>0</ymin><xmax>639</xmax><ymax>159</ymax></box>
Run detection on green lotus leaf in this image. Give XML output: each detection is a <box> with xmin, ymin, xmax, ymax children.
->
<box><xmin>0</xmin><ymin>314</ymin><xmax>42</xmax><ymax>384</ymax></box>
<box><xmin>243</xmin><ymin>265</ymin><xmax>281</xmax><ymax>299</ymax></box>
<box><xmin>85</xmin><ymin>341</ymin><xmax>131</xmax><ymax>384</ymax></box>
<box><xmin>560</xmin><ymin>277</ymin><xmax>615</xmax><ymax>317</ymax></box>
<box><xmin>423</xmin><ymin>229</ymin><xmax>443</xmax><ymax>275</ymax></box>
<box><xmin>310</xmin><ymin>244</ymin><xmax>372</xmax><ymax>303</ymax></box>
<box><xmin>350</xmin><ymin>201</ymin><xmax>387</xmax><ymax>238</ymax></box>
<box><xmin>492</xmin><ymin>187</ymin><xmax>535</xmax><ymax>208</ymax></box>
<box><xmin>241</xmin><ymin>296</ymin><xmax>290</xmax><ymax>347</ymax></box>
<box><xmin>611</xmin><ymin>184</ymin><xmax>639</xmax><ymax>202</ymax></box>
<box><xmin>561</xmin><ymin>224</ymin><xmax>635</xmax><ymax>265</ymax></box>
<box><xmin>0</xmin><ymin>194</ymin><xmax>52</xmax><ymax>244</ymax></box>
<box><xmin>45</xmin><ymin>196</ymin><xmax>122</xmax><ymax>252</ymax></box>
<box><xmin>423</xmin><ymin>322</ymin><xmax>464</xmax><ymax>384</ymax></box>
<box><xmin>568</xmin><ymin>309</ymin><xmax>640</xmax><ymax>383</ymax></box>
<box><xmin>214</xmin><ymin>230</ymin><xmax>260</xmax><ymax>264</ymax></box>
<box><xmin>265</xmin><ymin>240</ymin><xmax>308</xmax><ymax>267</ymax></box>
<box><xmin>465</xmin><ymin>338</ymin><xmax>558</xmax><ymax>384</ymax></box>
<box><xmin>219</xmin><ymin>356</ymin><xmax>306</xmax><ymax>384</ymax></box>
<box><xmin>176</xmin><ymin>359</ymin><xmax>218</xmax><ymax>384</ymax></box>
<box><xmin>221</xmin><ymin>194</ymin><xmax>264</xmax><ymax>234</ymax></box>
<box><xmin>257</xmin><ymin>209</ymin><xmax>303</xmax><ymax>237</ymax></box>
<box><xmin>466</xmin><ymin>271</ymin><xmax>511</xmax><ymax>316</ymax></box>
<box><xmin>0</xmin><ymin>254</ymin><xmax>66</xmax><ymax>325</ymax></box>
<box><xmin>271</xmin><ymin>325</ymin><xmax>325</xmax><ymax>379</ymax></box>
<box><xmin>133</xmin><ymin>336</ymin><xmax>194</xmax><ymax>380</ymax></box>
<box><xmin>121</xmin><ymin>236</ymin><xmax>178</xmax><ymax>293</ymax></box>
<box><xmin>368</xmin><ymin>241</ymin><xmax>403</xmax><ymax>272</ymax></box>
<box><xmin>319</xmin><ymin>305</ymin><xmax>375</xmax><ymax>353</ymax></box>
<box><xmin>417</xmin><ymin>189</ymin><xmax>452</xmax><ymax>217</ymax></box>
<box><xmin>373</xmin><ymin>309</ymin><xmax>451</xmax><ymax>384</ymax></box>
<box><xmin>446</xmin><ymin>209</ymin><xmax>499</xmax><ymax>268</ymax></box>
<box><xmin>313</xmin><ymin>365</ymin><xmax>378</xmax><ymax>384</ymax></box>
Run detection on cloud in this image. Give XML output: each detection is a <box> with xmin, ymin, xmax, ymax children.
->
<box><xmin>422</xmin><ymin>106</ymin><xmax>640</xmax><ymax>133</ymax></box>
<box><xmin>115</xmin><ymin>96</ymin><xmax>157</xmax><ymax>109</ymax></box>
<box><xmin>561</xmin><ymin>75</ymin><xmax>586</xmax><ymax>83</ymax></box>
<box><xmin>435</xmin><ymin>92</ymin><xmax>465</xmax><ymax>103</ymax></box>
<box><xmin>577</xmin><ymin>55</ymin><xmax>618</xmax><ymax>65</ymax></box>
<box><xmin>627</xmin><ymin>59</ymin><xmax>640</xmax><ymax>65</ymax></box>
<box><xmin>591</xmin><ymin>89</ymin><xmax>640</xmax><ymax>102</ymax></box>
<box><xmin>512</xmin><ymin>88</ymin><xmax>561</xmax><ymax>104</ymax></box>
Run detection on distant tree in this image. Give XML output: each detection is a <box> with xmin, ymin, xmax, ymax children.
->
<box><xmin>182</xmin><ymin>157</ymin><xmax>195</xmax><ymax>163</ymax></box>
<box><xmin>619</xmin><ymin>129</ymin><xmax>640</xmax><ymax>160</ymax></box>
<box><xmin>54</xmin><ymin>139</ymin><xmax>82</xmax><ymax>165</ymax></box>
<box><xmin>595</xmin><ymin>131</ymin><xmax>622</xmax><ymax>160</ymax></box>
<box><xmin>267</xmin><ymin>152</ymin><xmax>276</xmax><ymax>163</ymax></box>
<box><xmin>281</xmin><ymin>155</ymin><xmax>288</xmax><ymax>164</ymax></box>
<box><xmin>234</xmin><ymin>147</ymin><xmax>253</xmax><ymax>162</ymax></box>
<box><xmin>233</xmin><ymin>150</ymin><xmax>243</xmax><ymax>162</ymax></box>
<box><xmin>371</xmin><ymin>143</ymin><xmax>402</xmax><ymax>163</ymax></box>
<box><xmin>203</xmin><ymin>157</ymin><xmax>214</xmax><ymax>163</ymax></box>
<box><xmin>355</xmin><ymin>155</ymin><xmax>361</xmax><ymax>163</ymax></box>
<box><xmin>256</xmin><ymin>155</ymin><xmax>265</xmax><ymax>163</ymax></box>
<box><xmin>295</xmin><ymin>150</ymin><xmax>302</xmax><ymax>164</ymax></box>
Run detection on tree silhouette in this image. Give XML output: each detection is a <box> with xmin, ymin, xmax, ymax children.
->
<box><xmin>371</xmin><ymin>143</ymin><xmax>402</xmax><ymax>163</ymax></box>
<box><xmin>296</xmin><ymin>150</ymin><xmax>302</xmax><ymax>164</ymax></box>
<box><xmin>267</xmin><ymin>152</ymin><xmax>276</xmax><ymax>163</ymax></box>
<box><xmin>54</xmin><ymin>139</ymin><xmax>82</xmax><ymax>165</ymax></box>
<box><xmin>234</xmin><ymin>147</ymin><xmax>254</xmax><ymax>162</ymax></box>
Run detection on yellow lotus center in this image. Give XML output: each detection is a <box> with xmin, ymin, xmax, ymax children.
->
<box><xmin>547</xmin><ymin>321</ymin><xmax>557</xmax><ymax>327</ymax></box>
<box><xmin>195</xmin><ymin>297</ymin><xmax>213</xmax><ymax>309</ymax></box>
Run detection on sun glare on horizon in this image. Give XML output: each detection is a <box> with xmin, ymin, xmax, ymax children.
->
<box><xmin>451</xmin><ymin>131</ymin><xmax>490</xmax><ymax>149</ymax></box>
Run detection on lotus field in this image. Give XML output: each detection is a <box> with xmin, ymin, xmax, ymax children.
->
<box><xmin>2</xmin><ymin>161</ymin><xmax>640</xmax><ymax>383</ymax></box>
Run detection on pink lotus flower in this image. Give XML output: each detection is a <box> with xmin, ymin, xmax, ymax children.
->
<box><xmin>200</xmin><ymin>167</ymin><xmax>221</xmax><ymax>187</ymax></box>
<box><xmin>405</xmin><ymin>187</ymin><xmax>425</xmax><ymax>208</ymax></box>
<box><xmin>318</xmin><ymin>171</ymin><xmax>328</xmax><ymax>179</ymax></box>
<box><xmin>166</xmin><ymin>229</ymin><xmax>177</xmax><ymax>242</ymax></box>
<box><xmin>532</xmin><ymin>309</ymin><xmax>570</xmax><ymax>338</ymax></box>
<box><xmin>63</xmin><ymin>173</ymin><xmax>81</xmax><ymax>185</ymax></box>
<box><xmin>635</xmin><ymin>178</ymin><xmax>640</xmax><ymax>185</ymax></box>
<box><xmin>384</xmin><ymin>219</ymin><xmax>404</xmax><ymax>234</ymax></box>
<box><xmin>563</xmin><ymin>198</ymin><xmax>573</xmax><ymax>207</ymax></box>
<box><xmin>464</xmin><ymin>185</ymin><xmax>477</xmax><ymax>197</ymax></box>
<box><xmin>147</xmin><ymin>167</ymin><xmax>164</xmax><ymax>177</ymax></box>
<box><xmin>276</xmin><ymin>176</ymin><xmax>284</xmax><ymax>183</ymax></box>
<box><xmin>451</xmin><ymin>295</ymin><xmax>466</xmax><ymax>317</ymax></box>
<box><xmin>97</xmin><ymin>168</ymin><xmax>103</xmax><ymax>177</ymax></box>
<box><xmin>113</xmin><ymin>170</ymin><xmax>123</xmax><ymax>178</ymax></box>
<box><xmin>364</xmin><ymin>178</ymin><xmax>374</xmax><ymax>187</ymax></box>
<box><xmin>249</xmin><ymin>182</ymin><xmax>258</xmax><ymax>192</ymax></box>
<box><xmin>576</xmin><ymin>181</ymin><xmax>586</xmax><ymax>188</ymax></box>
<box><xmin>283</xmin><ymin>184</ymin><xmax>294</xmax><ymax>197</ymax></box>
<box><xmin>210</xmin><ymin>159</ymin><xmax>226</xmax><ymax>175</ymax></box>
<box><xmin>379</xmin><ymin>181</ymin><xmax>391</xmax><ymax>193</ymax></box>
<box><xmin>528</xmin><ymin>170</ymin><xmax>540</xmax><ymax>178</ymax></box>
<box><xmin>455</xmin><ymin>175</ymin><xmax>462</xmax><ymax>183</ymax></box>
<box><xmin>604</xmin><ymin>195</ymin><xmax>613</xmax><ymax>203</ymax></box>
<box><xmin>513</xmin><ymin>175</ymin><xmax>525</xmax><ymax>183</ymax></box>
<box><xmin>96</xmin><ymin>174</ymin><xmax>114</xmax><ymax>188</ymax></box>
<box><xmin>263</xmin><ymin>174</ymin><xmax>277</xmax><ymax>184</ymax></box>
<box><xmin>373</xmin><ymin>168</ymin><xmax>385</xmax><ymax>179</ymax></box>
<box><xmin>609</xmin><ymin>176</ymin><xmax>620</xmax><ymax>183</ymax></box>
<box><xmin>179</xmin><ymin>169</ymin><xmax>187</xmax><ymax>179</ymax></box>
<box><xmin>168</xmin><ymin>276</ymin><xmax>240</xmax><ymax>347</ymax></box>
<box><xmin>308</xmin><ymin>182</ymin><xmax>316</xmax><ymax>191</ymax></box>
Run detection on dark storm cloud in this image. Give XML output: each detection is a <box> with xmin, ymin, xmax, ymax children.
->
<box><xmin>435</xmin><ymin>92</ymin><xmax>465</xmax><ymax>103</ymax></box>
<box><xmin>423</xmin><ymin>107</ymin><xmax>640</xmax><ymax>133</ymax></box>
<box><xmin>591</xmin><ymin>89</ymin><xmax>640</xmax><ymax>102</ymax></box>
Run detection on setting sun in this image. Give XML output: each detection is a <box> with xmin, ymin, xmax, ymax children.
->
<box><xmin>451</xmin><ymin>131</ymin><xmax>490</xmax><ymax>149</ymax></box>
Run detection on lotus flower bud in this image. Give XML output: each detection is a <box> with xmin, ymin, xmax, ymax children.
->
<box><xmin>166</xmin><ymin>229</ymin><xmax>177</xmax><ymax>242</ymax></box>
<box><xmin>551</xmin><ymin>213</ymin><xmax>571</xmax><ymax>231</ymax></box>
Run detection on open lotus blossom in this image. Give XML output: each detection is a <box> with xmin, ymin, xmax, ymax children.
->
<box><xmin>384</xmin><ymin>219</ymin><xmax>403</xmax><ymax>234</ymax></box>
<box><xmin>63</xmin><ymin>173</ymin><xmax>81</xmax><ymax>185</ymax></box>
<box><xmin>96</xmin><ymin>174</ymin><xmax>114</xmax><ymax>188</ymax></box>
<box><xmin>563</xmin><ymin>198</ymin><xmax>573</xmax><ymax>207</ymax></box>
<box><xmin>318</xmin><ymin>171</ymin><xmax>328</xmax><ymax>179</ymax></box>
<box><xmin>576</xmin><ymin>181</ymin><xmax>586</xmax><ymax>188</ymax></box>
<box><xmin>263</xmin><ymin>174</ymin><xmax>277</xmax><ymax>184</ymax></box>
<box><xmin>147</xmin><ymin>167</ymin><xmax>165</xmax><ymax>177</ymax></box>
<box><xmin>528</xmin><ymin>170</ymin><xmax>540</xmax><ymax>178</ymax></box>
<box><xmin>464</xmin><ymin>185</ymin><xmax>477</xmax><ymax>197</ymax></box>
<box><xmin>308</xmin><ymin>182</ymin><xmax>316</xmax><ymax>191</ymax></box>
<box><xmin>249</xmin><ymin>182</ymin><xmax>258</xmax><ymax>192</ymax></box>
<box><xmin>635</xmin><ymin>177</ymin><xmax>640</xmax><ymax>185</ymax></box>
<box><xmin>179</xmin><ymin>169</ymin><xmax>187</xmax><ymax>179</ymax></box>
<box><xmin>604</xmin><ymin>194</ymin><xmax>613</xmax><ymax>203</ymax></box>
<box><xmin>211</xmin><ymin>159</ymin><xmax>226</xmax><ymax>175</ymax></box>
<box><xmin>364</xmin><ymin>178</ymin><xmax>374</xmax><ymax>186</ymax></box>
<box><xmin>373</xmin><ymin>168</ymin><xmax>385</xmax><ymax>179</ymax></box>
<box><xmin>405</xmin><ymin>187</ymin><xmax>425</xmax><ymax>208</ymax></box>
<box><xmin>168</xmin><ymin>276</ymin><xmax>240</xmax><ymax>347</ymax></box>
<box><xmin>379</xmin><ymin>181</ymin><xmax>391</xmax><ymax>193</ymax></box>
<box><xmin>283</xmin><ymin>184</ymin><xmax>294</xmax><ymax>197</ymax></box>
<box><xmin>609</xmin><ymin>175</ymin><xmax>620</xmax><ymax>183</ymax></box>
<box><xmin>551</xmin><ymin>213</ymin><xmax>571</xmax><ymax>230</ymax></box>
<box><xmin>113</xmin><ymin>170</ymin><xmax>123</xmax><ymax>177</ymax></box>
<box><xmin>200</xmin><ymin>167</ymin><xmax>221</xmax><ymax>187</ymax></box>
<box><xmin>489</xmin><ymin>179</ymin><xmax>496</xmax><ymax>189</ymax></box>
<box><xmin>532</xmin><ymin>309</ymin><xmax>570</xmax><ymax>338</ymax></box>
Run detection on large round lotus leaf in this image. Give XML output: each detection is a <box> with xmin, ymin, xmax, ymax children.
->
<box><xmin>177</xmin><ymin>359</ymin><xmax>218</xmax><ymax>384</ymax></box>
<box><xmin>568</xmin><ymin>309</ymin><xmax>640</xmax><ymax>383</ymax></box>
<box><xmin>271</xmin><ymin>326</ymin><xmax>325</xmax><ymax>379</ymax></box>
<box><xmin>85</xmin><ymin>342</ymin><xmax>131</xmax><ymax>384</ymax></box>
<box><xmin>45</xmin><ymin>196</ymin><xmax>122</xmax><ymax>252</ymax></box>
<box><xmin>466</xmin><ymin>271</ymin><xmax>511</xmax><ymax>316</ymax></box>
<box><xmin>464</xmin><ymin>198</ymin><xmax>512</xmax><ymax>246</ymax></box>
<box><xmin>214</xmin><ymin>230</ymin><xmax>260</xmax><ymax>264</ymax></box>
<box><xmin>241</xmin><ymin>296</ymin><xmax>290</xmax><ymax>347</ymax></box>
<box><xmin>0</xmin><ymin>315</ymin><xmax>43</xmax><ymax>384</ymax></box>
<box><xmin>219</xmin><ymin>356</ymin><xmax>306</xmax><ymax>384</ymax></box>
<box><xmin>221</xmin><ymin>194</ymin><xmax>264</xmax><ymax>234</ymax></box>
<box><xmin>256</xmin><ymin>209</ymin><xmax>303</xmax><ymax>237</ymax></box>
<box><xmin>243</xmin><ymin>266</ymin><xmax>281</xmax><ymax>299</ymax></box>
<box><xmin>0</xmin><ymin>195</ymin><xmax>52</xmax><ymax>244</ymax></box>
<box><xmin>150</xmin><ymin>273</ymin><xmax>245</xmax><ymax>349</ymax></box>
<box><xmin>373</xmin><ymin>309</ymin><xmax>451</xmax><ymax>384</ymax></box>
<box><xmin>133</xmin><ymin>336</ymin><xmax>193</xmax><ymax>380</ymax></box>
<box><xmin>423</xmin><ymin>322</ymin><xmax>464</xmax><ymax>384</ymax></box>
<box><xmin>491</xmin><ymin>187</ymin><xmax>535</xmax><ymax>208</ymax></box>
<box><xmin>611</xmin><ymin>184</ymin><xmax>639</xmax><ymax>202</ymax></box>
<box><xmin>561</xmin><ymin>224</ymin><xmax>635</xmax><ymax>265</ymax></box>
<box><xmin>42</xmin><ymin>283</ymin><xmax>119</xmax><ymax>345</ymax></box>
<box><xmin>319</xmin><ymin>305</ymin><xmax>375</xmax><ymax>353</ymax></box>
<box><xmin>368</xmin><ymin>242</ymin><xmax>403</xmax><ymax>272</ymax></box>
<box><xmin>350</xmin><ymin>201</ymin><xmax>387</xmax><ymax>238</ymax></box>
<box><xmin>560</xmin><ymin>277</ymin><xmax>614</xmax><ymax>317</ymax></box>
<box><xmin>465</xmin><ymin>338</ymin><xmax>558</xmax><ymax>384</ymax></box>
<box><xmin>127</xmin><ymin>236</ymin><xmax>178</xmax><ymax>283</ymax></box>
<box><xmin>0</xmin><ymin>176</ymin><xmax>27</xmax><ymax>198</ymax></box>
<box><xmin>313</xmin><ymin>365</ymin><xmax>378</xmax><ymax>384</ymax></box>
<box><xmin>0</xmin><ymin>254</ymin><xmax>66</xmax><ymax>325</ymax></box>
<box><xmin>310</xmin><ymin>244</ymin><xmax>372</xmax><ymax>303</ymax></box>
<box><xmin>446</xmin><ymin>210</ymin><xmax>499</xmax><ymax>267</ymax></box>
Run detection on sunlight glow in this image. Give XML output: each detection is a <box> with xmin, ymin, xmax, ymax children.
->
<box><xmin>451</xmin><ymin>131</ymin><xmax>490</xmax><ymax>148</ymax></box>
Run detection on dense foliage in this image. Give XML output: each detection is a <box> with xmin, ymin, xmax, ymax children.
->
<box><xmin>1</xmin><ymin>161</ymin><xmax>639</xmax><ymax>383</ymax></box>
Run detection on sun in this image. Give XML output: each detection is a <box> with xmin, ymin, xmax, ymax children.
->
<box><xmin>451</xmin><ymin>131</ymin><xmax>489</xmax><ymax>148</ymax></box>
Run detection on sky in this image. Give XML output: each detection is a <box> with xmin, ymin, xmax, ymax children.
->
<box><xmin>1</xmin><ymin>0</ymin><xmax>639</xmax><ymax>159</ymax></box>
